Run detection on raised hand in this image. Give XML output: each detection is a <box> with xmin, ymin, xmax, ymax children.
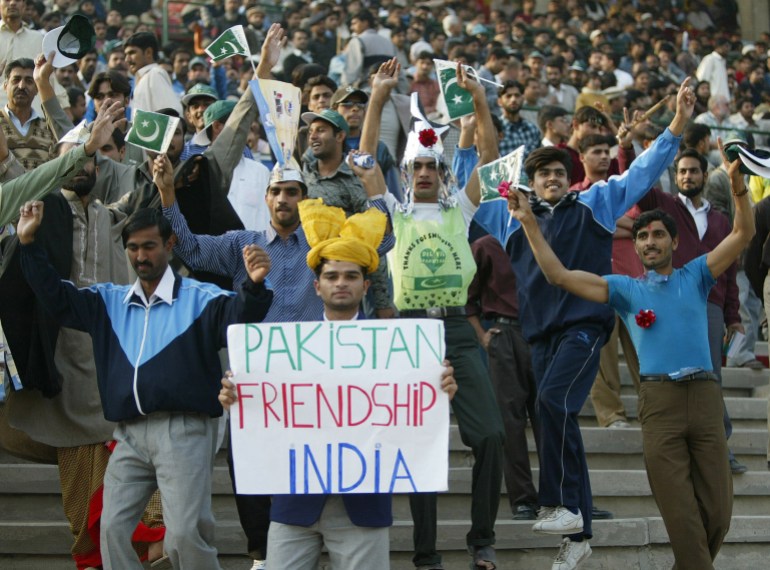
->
<box><xmin>17</xmin><ymin>200</ymin><xmax>44</xmax><ymax>245</ymax></box>
<box><xmin>33</xmin><ymin>51</ymin><xmax>55</xmax><ymax>84</ymax></box>
<box><xmin>243</xmin><ymin>244</ymin><xmax>271</xmax><ymax>284</ymax></box>
<box><xmin>506</xmin><ymin>188</ymin><xmax>534</xmax><ymax>223</ymax></box>
<box><xmin>456</xmin><ymin>61</ymin><xmax>483</xmax><ymax>97</ymax></box>
<box><xmin>152</xmin><ymin>154</ymin><xmax>174</xmax><ymax>194</ymax></box>
<box><xmin>84</xmin><ymin>99</ymin><xmax>126</xmax><ymax>155</ymax></box>
<box><xmin>260</xmin><ymin>23</ymin><xmax>287</xmax><ymax>72</ymax></box>
<box><xmin>371</xmin><ymin>57</ymin><xmax>400</xmax><ymax>94</ymax></box>
<box><xmin>717</xmin><ymin>137</ymin><xmax>746</xmax><ymax>192</ymax></box>
<box><xmin>675</xmin><ymin>76</ymin><xmax>696</xmax><ymax>120</ymax></box>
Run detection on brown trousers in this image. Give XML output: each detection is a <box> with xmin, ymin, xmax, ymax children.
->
<box><xmin>591</xmin><ymin>315</ymin><xmax>641</xmax><ymax>426</ymax></box>
<box><xmin>639</xmin><ymin>379</ymin><xmax>733</xmax><ymax>570</ymax></box>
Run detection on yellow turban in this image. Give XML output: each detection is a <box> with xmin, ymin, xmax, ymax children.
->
<box><xmin>299</xmin><ymin>198</ymin><xmax>387</xmax><ymax>274</ymax></box>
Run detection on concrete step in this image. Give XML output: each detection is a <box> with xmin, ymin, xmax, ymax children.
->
<box><xmin>3</xmin><ymin>516</ymin><xmax>770</xmax><ymax>568</ymax></box>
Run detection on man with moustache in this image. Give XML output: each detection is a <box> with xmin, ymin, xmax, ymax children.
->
<box><xmin>637</xmin><ymin>147</ymin><xmax>746</xmax><ymax>474</ymax></box>
<box><xmin>505</xmin><ymin>142</ymin><xmax>751</xmax><ymax>570</ymax></box>
<box><xmin>16</xmin><ymin>195</ymin><xmax>273</xmax><ymax>569</ymax></box>
<box><xmin>497</xmin><ymin>80</ymin><xmax>541</xmax><ymax>159</ymax></box>
<box><xmin>0</xmin><ymin>99</ymin><xmax>170</xmax><ymax>569</ymax></box>
<box><xmin>0</xmin><ymin>55</ymin><xmax>72</xmax><ymax>170</ymax></box>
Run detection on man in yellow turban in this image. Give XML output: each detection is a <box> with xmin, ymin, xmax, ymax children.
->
<box><xmin>218</xmin><ymin>197</ymin><xmax>458</xmax><ymax>570</ymax></box>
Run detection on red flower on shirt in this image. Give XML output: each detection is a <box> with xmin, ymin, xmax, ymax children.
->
<box><xmin>635</xmin><ymin>309</ymin><xmax>656</xmax><ymax>329</ymax></box>
<box><xmin>497</xmin><ymin>181</ymin><xmax>512</xmax><ymax>198</ymax></box>
<box><xmin>418</xmin><ymin>128</ymin><xmax>438</xmax><ymax>147</ymax></box>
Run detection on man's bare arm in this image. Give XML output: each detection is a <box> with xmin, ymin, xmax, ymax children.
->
<box><xmin>707</xmin><ymin>139</ymin><xmax>756</xmax><ymax>278</ymax></box>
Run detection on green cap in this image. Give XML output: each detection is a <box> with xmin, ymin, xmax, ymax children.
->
<box><xmin>181</xmin><ymin>83</ymin><xmax>219</xmax><ymax>106</ymax></box>
<box><xmin>203</xmin><ymin>100</ymin><xmax>237</xmax><ymax>129</ymax></box>
<box><xmin>301</xmin><ymin>109</ymin><xmax>350</xmax><ymax>136</ymax></box>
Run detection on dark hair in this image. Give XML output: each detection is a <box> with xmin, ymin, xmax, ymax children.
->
<box><xmin>66</xmin><ymin>86</ymin><xmax>85</xmax><ymax>106</ymax></box>
<box><xmin>632</xmin><ymin>209</ymin><xmax>678</xmax><ymax>240</ymax></box>
<box><xmin>578</xmin><ymin>134</ymin><xmax>614</xmax><ymax>153</ymax></box>
<box><xmin>292</xmin><ymin>63</ymin><xmax>326</xmax><ymax>88</ymax></box>
<box><xmin>639</xmin><ymin>123</ymin><xmax>663</xmax><ymax>143</ymax></box>
<box><xmin>487</xmin><ymin>47</ymin><xmax>509</xmax><ymax>62</ymax></box>
<box><xmin>155</xmin><ymin>107</ymin><xmax>187</xmax><ymax>136</ymax></box>
<box><xmin>313</xmin><ymin>258</ymin><xmax>367</xmax><ymax>279</ymax></box>
<box><xmin>572</xmin><ymin>105</ymin><xmax>606</xmax><ymax>126</ymax></box>
<box><xmin>351</xmin><ymin>10</ymin><xmax>376</xmax><ymax>28</ymax></box>
<box><xmin>498</xmin><ymin>80</ymin><xmax>523</xmax><ymax>98</ymax></box>
<box><xmin>682</xmin><ymin>123</ymin><xmax>711</xmax><ymax>149</ymax></box>
<box><xmin>121</xmin><ymin>208</ymin><xmax>172</xmax><ymax>247</ymax></box>
<box><xmin>170</xmin><ymin>47</ymin><xmax>192</xmax><ymax>62</ymax></box>
<box><xmin>4</xmin><ymin>58</ymin><xmax>34</xmax><ymax>80</ymax></box>
<box><xmin>538</xmin><ymin>105</ymin><xmax>569</xmax><ymax>132</ymax></box>
<box><xmin>545</xmin><ymin>55</ymin><xmax>564</xmax><ymax>69</ymax></box>
<box><xmin>524</xmin><ymin>147</ymin><xmax>572</xmax><ymax>182</ymax></box>
<box><xmin>303</xmin><ymin>74</ymin><xmax>338</xmax><ymax>98</ymax></box>
<box><xmin>124</xmin><ymin>32</ymin><xmax>160</xmax><ymax>60</ymax></box>
<box><xmin>87</xmin><ymin>70</ymin><xmax>132</xmax><ymax>98</ymax></box>
<box><xmin>675</xmin><ymin>148</ymin><xmax>708</xmax><ymax>174</ymax></box>
<box><xmin>416</xmin><ymin>50</ymin><xmax>434</xmax><ymax>62</ymax></box>
<box><xmin>110</xmin><ymin>127</ymin><xmax>126</xmax><ymax>151</ymax></box>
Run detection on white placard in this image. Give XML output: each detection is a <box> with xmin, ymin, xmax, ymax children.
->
<box><xmin>227</xmin><ymin>320</ymin><xmax>449</xmax><ymax>495</ymax></box>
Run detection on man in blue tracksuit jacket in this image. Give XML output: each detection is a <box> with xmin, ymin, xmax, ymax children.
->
<box><xmin>17</xmin><ymin>202</ymin><xmax>273</xmax><ymax>570</ymax></box>
<box><xmin>473</xmin><ymin>79</ymin><xmax>696</xmax><ymax>569</ymax></box>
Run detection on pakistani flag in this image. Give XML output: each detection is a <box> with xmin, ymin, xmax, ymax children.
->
<box><xmin>206</xmin><ymin>25</ymin><xmax>249</xmax><ymax>62</ymax></box>
<box><xmin>434</xmin><ymin>59</ymin><xmax>475</xmax><ymax>123</ymax></box>
<box><xmin>478</xmin><ymin>146</ymin><xmax>525</xmax><ymax>203</ymax></box>
<box><xmin>126</xmin><ymin>110</ymin><xmax>179</xmax><ymax>154</ymax></box>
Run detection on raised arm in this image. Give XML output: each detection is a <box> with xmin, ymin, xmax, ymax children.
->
<box><xmin>462</xmin><ymin>64</ymin><xmax>500</xmax><ymax>206</ymax></box>
<box><xmin>360</xmin><ymin>58</ymin><xmax>399</xmax><ymax>157</ymax></box>
<box><xmin>0</xmin><ymin>99</ymin><xmax>125</xmax><ymax>225</ymax></box>
<box><xmin>707</xmin><ymin>139</ymin><xmax>756</xmax><ymax>278</ymax></box>
<box><xmin>508</xmin><ymin>189</ymin><xmax>609</xmax><ymax>303</ymax></box>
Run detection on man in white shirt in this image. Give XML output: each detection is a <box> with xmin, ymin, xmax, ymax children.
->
<box><xmin>542</xmin><ymin>57</ymin><xmax>579</xmax><ymax>112</ymax></box>
<box><xmin>123</xmin><ymin>31</ymin><xmax>182</xmax><ymax>118</ymax></box>
<box><xmin>696</xmin><ymin>38</ymin><xmax>731</xmax><ymax>102</ymax></box>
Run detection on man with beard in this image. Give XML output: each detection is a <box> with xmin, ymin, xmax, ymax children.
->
<box><xmin>637</xmin><ymin>147</ymin><xmax>746</xmax><ymax>474</ymax></box>
<box><xmin>0</xmin><ymin>55</ymin><xmax>72</xmax><ymax>170</ymax></box>
<box><xmin>497</xmin><ymin>80</ymin><xmax>541</xmax><ymax>160</ymax></box>
<box><xmin>0</xmin><ymin>97</ymin><xmax>171</xmax><ymax>569</ymax></box>
<box><xmin>505</xmin><ymin>142</ymin><xmax>750</xmax><ymax>570</ymax></box>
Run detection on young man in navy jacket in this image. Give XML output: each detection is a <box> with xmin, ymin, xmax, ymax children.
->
<box><xmin>17</xmin><ymin>197</ymin><xmax>273</xmax><ymax>570</ymax></box>
<box><xmin>474</xmin><ymin>78</ymin><xmax>696</xmax><ymax>569</ymax></box>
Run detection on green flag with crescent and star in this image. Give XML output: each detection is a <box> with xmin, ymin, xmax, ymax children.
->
<box><xmin>126</xmin><ymin>110</ymin><xmax>179</xmax><ymax>153</ymax></box>
<box><xmin>206</xmin><ymin>25</ymin><xmax>249</xmax><ymax>62</ymax></box>
<box><xmin>433</xmin><ymin>58</ymin><xmax>475</xmax><ymax>123</ymax></box>
<box><xmin>478</xmin><ymin>146</ymin><xmax>525</xmax><ymax>202</ymax></box>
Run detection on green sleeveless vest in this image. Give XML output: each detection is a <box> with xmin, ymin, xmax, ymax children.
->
<box><xmin>388</xmin><ymin>207</ymin><xmax>477</xmax><ymax>310</ymax></box>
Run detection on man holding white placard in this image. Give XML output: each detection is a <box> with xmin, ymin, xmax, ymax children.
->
<box><xmin>220</xmin><ymin>198</ymin><xmax>457</xmax><ymax>570</ymax></box>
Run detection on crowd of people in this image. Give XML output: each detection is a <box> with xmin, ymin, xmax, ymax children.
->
<box><xmin>0</xmin><ymin>1</ymin><xmax>769</xmax><ymax>570</ymax></box>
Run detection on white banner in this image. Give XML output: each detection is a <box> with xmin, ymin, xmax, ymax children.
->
<box><xmin>227</xmin><ymin>320</ymin><xmax>449</xmax><ymax>495</ymax></box>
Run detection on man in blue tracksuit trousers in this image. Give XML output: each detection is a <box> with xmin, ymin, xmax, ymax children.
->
<box><xmin>474</xmin><ymin>78</ymin><xmax>696</xmax><ymax>569</ymax></box>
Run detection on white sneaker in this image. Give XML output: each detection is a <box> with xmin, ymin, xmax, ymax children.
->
<box><xmin>608</xmin><ymin>419</ymin><xmax>631</xmax><ymax>428</ymax></box>
<box><xmin>532</xmin><ymin>506</ymin><xmax>584</xmax><ymax>535</ymax></box>
<box><xmin>552</xmin><ymin>537</ymin><xmax>591</xmax><ymax>569</ymax></box>
<box><xmin>250</xmin><ymin>561</ymin><xmax>266</xmax><ymax>570</ymax></box>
